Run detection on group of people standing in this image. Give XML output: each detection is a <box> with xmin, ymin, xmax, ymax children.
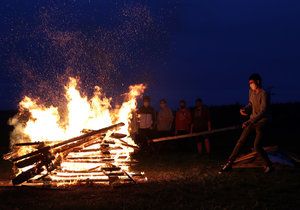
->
<box><xmin>132</xmin><ymin>96</ymin><xmax>212</xmax><ymax>155</ymax></box>
<box><xmin>131</xmin><ymin>73</ymin><xmax>274</xmax><ymax>174</ymax></box>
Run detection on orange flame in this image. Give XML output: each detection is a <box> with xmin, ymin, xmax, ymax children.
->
<box><xmin>9</xmin><ymin>77</ymin><xmax>146</xmax><ymax>149</ymax></box>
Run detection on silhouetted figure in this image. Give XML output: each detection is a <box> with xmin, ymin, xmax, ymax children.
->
<box><xmin>175</xmin><ymin>100</ymin><xmax>192</xmax><ymax>135</ymax></box>
<box><xmin>137</xmin><ymin>96</ymin><xmax>156</xmax><ymax>150</ymax></box>
<box><xmin>129</xmin><ymin>110</ymin><xmax>139</xmax><ymax>143</ymax></box>
<box><xmin>220</xmin><ymin>73</ymin><xmax>273</xmax><ymax>173</ymax></box>
<box><xmin>157</xmin><ymin>99</ymin><xmax>174</xmax><ymax>137</ymax></box>
<box><xmin>191</xmin><ymin>98</ymin><xmax>212</xmax><ymax>155</ymax></box>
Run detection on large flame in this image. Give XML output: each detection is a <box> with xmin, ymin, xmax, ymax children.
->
<box><xmin>8</xmin><ymin>77</ymin><xmax>147</xmax><ymax>186</ymax></box>
<box><xmin>9</xmin><ymin>77</ymin><xmax>146</xmax><ymax>148</ymax></box>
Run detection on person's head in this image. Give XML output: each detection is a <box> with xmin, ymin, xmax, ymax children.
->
<box><xmin>179</xmin><ymin>100</ymin><xmax>186</xmax><ymax>109</ymax></box>
<box><xmin>115</xmin><ymin>104</ymin><xmax>121</xmax><ymax>110</ymax></box>
<box><xmin>248</xmin><ymin>73</ymin><xmax>262</xmax><ymax>91</ymax></box>
<box><xmin>143</xmin><ymin>96</ymin><xmax>151</xmax><ymax>107</ymax></box>
<box><xmin>195</xmin><ymin>98</ymin><xmax>203</xmax><ymax>108</ymax></box>
<box><xmin>159</xmin><ymin>99</ymin><xmax>167</xmax><ymax>109</ymax></box>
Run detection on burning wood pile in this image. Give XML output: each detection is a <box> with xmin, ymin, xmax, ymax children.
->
<box><xmin>3</xmin><ymin>77</ymin><xmax>147</xmax><ymax>187</ymax></box>
<box><xmin>4</xmin><ymin>123</ymin><xmax>146</xmax><ymax>187</ymax></box>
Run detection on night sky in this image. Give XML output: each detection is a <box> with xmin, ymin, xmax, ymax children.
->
<box><xmin>0</xmin><ymin>0</ymin><xmax>300</xmax><ymax>110</ymax></box>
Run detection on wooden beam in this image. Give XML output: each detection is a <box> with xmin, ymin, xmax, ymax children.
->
<box><xmin>12</xmin><ymin>122</ymin><xmax>125</xmax><ymax>162</ymax></box>
<box><xmin>233</xmin><ymin>146</ymin><xmax>278</xmax><ymax>164</ymax></box>
<box><xmin>151</xmin><ymin>125</ymin><xmax>240</xmax><ymax>143</ymax></box>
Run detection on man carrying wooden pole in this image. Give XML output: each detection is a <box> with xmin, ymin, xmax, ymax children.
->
<box><xmin>219</xmin><ymin>73</ymin><xmax>274</xmax><ymax>174</ymax></box>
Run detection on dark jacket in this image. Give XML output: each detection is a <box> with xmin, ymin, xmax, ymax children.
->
<box><xmin>192</xmin><ymin>106</ymin><xmax>211</xmax><ymax>132</ymax></box>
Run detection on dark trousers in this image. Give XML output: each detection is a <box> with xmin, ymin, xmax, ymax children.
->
<box><xmin>137</xmin><ymin>128</ymin><xmax>153</xmax><ymax>150</ymax></box>
<box><xmin>229</xmin><ymin>120</ymin><xmax>272</xmax><ymax>166</ymax></box>
<box><xmin>156</xmin><ymin>130</ymin><xmax>172</xmax><ymax>138</ymax></box>
<box><xmin>193</xmin><ymin>128</ymin><xmax>206</xmax><ymax>143</ymax></box>
<box><xmin>176</xmin><ymin>130</ymin><xmax>193</xmax><ymax>152</ymax></box>
<box><xmin>153</xmin><ymin>130</ymin><xmax>172</xmax><ymax>153</ymax></box>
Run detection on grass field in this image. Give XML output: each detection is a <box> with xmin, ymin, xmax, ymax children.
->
<box><xmin>0</xmin><ymin>152</ymin><xmax>299</xmax><ymax>210</ymax></box>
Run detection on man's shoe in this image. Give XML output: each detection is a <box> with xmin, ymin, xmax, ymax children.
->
<box><xmin>263</xmin><ymin>165</ymin><xmax>274</xmax><ymax>174</ymax></box>
<box><xmin>218</xmin><ymin>161</ymin><xmax>233</xmax><ymax>174</ymax></box>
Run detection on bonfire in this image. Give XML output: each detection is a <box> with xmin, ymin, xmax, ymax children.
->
<box><xmin>4</xmin><ymin>77</ymin><xmax>147</xmax><ymax>187</ymax></box>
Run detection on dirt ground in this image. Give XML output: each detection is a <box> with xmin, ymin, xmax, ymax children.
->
<box><xmin>0</xmin><ymin>152</ymin><xmax>299</xmax><ymax>210</ymax></box>
<box><xmin>0</xmin><ymin>105</ymin><xmax>299</xmax><ymax>210</ymax></box>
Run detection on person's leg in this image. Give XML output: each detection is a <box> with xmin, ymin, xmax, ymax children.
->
<box><xmin>228</xmin><ymin>125</ymin><xmax>253</xmax><ymax>162</ymax></box>
<box><xmin>253</xmin><ymin>122</ymin><xmax>272</xmax><ymax>169</ymax></box>
<box><xmin>176</xmin><ymin>130</ymin><xmax>187</xmax><ymax>152</ymax></box>
<box><xmin>145</xmin><ymin>129</ymin><xmax>154</xmax><ymax>152</ymax></box>
<box><xmin>136</xmin><ymin>129</ymin><xmax>142</xmax><ymax>147</ymax></box>
<box><xmin>204</xmin><ymin>138</ymin><xmax>211</xmax><ymax>154</ymax></box>
<box><xmin>220</xmin><ymin>125</ymin><xmax>253</xmax><ymax>173</ymax></box>
<box><xmin>163</xmin><ymin>131</ymin><xmax>171</xmax><ymax>137</ymax></box>
<box><xmin>196</xmin><ymin>137</ymin><xmax>203</xmax><ymax>154</ymax></box>
<box><xmin>159</xmin><ymin>131</ymin><xmax>170</xmax><ymax>152</ymax></box>
<box><xmin>138</xmin><ymin>129</ymin><xmax>148</xmax><ymax>151</ymax></box>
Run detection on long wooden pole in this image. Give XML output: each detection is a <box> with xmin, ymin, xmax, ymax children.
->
<box><xmin>150</xmin><ymin>125</ymin><xmax>241</xmax><ymax>143</ymax></box>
